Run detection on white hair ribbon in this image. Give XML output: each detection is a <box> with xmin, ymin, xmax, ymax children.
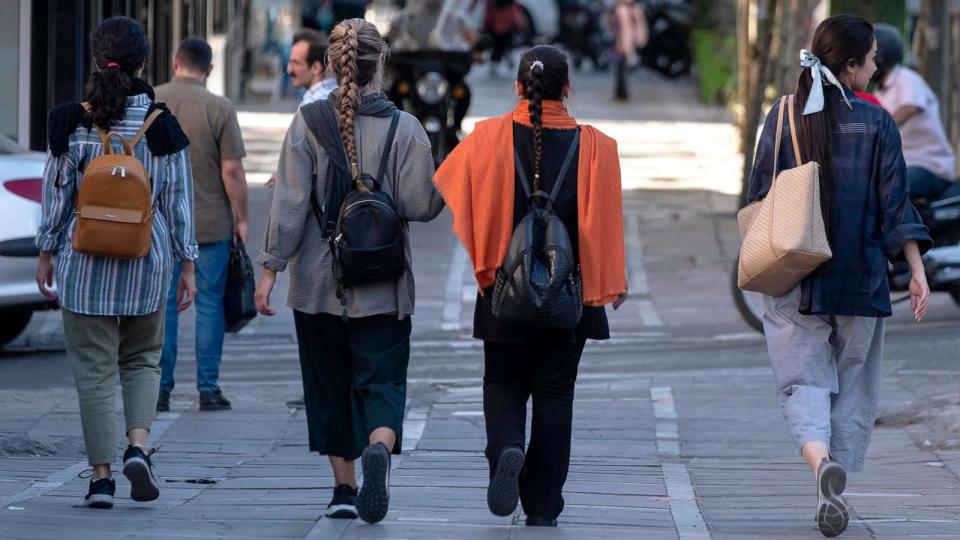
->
<box><xmin>799</xmin><ymin>49</ymin><xmax>853</xmax><ymax>115</ymax></box>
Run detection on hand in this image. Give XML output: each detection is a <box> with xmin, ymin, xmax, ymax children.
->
<box><xmin>176</xmin><ymin>262</ymin><xmax>197</xmax><ymax>313</ymax></box>
<box><xmin>909</xmin><ymin>270</ymin><xmax>930</xmax><ymax>322</ymax></box>
<box><xmin>255</xmin><ymin>268</ymin><xmax>278</xmax><ymax>316</ymax></box>
<box><xmin>36</xmin><ymin>251</ymin><xmax>56</xmax><ymax>300</ymax></box>
<box><xmin>612</xmin><ymin>291</ymin><xmax>629</xmax><ymax>311</ymax></box>
<box><xmin>234</xmin><ymin>219</ymin><xmax>248</xmax><ymax>244</ymax></box>
<box><xmin>266</xmin><ymin>173</ymin><xmax>277</xmax><ymax>189</ymax></box>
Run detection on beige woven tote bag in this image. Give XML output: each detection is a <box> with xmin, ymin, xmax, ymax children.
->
<box><xmin>737</xmin><ymin>95</ymin><xmax>832</xmax><ymax>297</ymax></box>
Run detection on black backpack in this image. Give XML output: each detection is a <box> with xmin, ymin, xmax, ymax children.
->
<box><xmin>331</xmin><ymin>111</ymin><xmax>406</xmax><ymax>289</ymax></box>
<box><xmin>491</xmin><ymin>129</ymin><xmax>583</xmax><ymax>329</ymax></box>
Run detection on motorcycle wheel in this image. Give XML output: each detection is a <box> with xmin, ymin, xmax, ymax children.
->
<box><xmin>731</xmin><ymin>257</ymin><xmax>765</xmax><ymax>333</ymax></box>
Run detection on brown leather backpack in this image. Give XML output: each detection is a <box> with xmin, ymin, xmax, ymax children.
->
<box><xmin>72</xmin><ymin>103</ymin><xmax>163</xmax><ymax>259</ymax></box>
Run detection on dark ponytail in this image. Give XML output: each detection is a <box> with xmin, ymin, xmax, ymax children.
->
<box><xmin>518</xmin><ymin>46</ymin><xmax>570</xmax><ymax>192</ymax></box>
<box><xmin>85</xmin><ymin>16</ymin><xmax>150</xmax><ymax>131</ymax></box>
<box><xmin>794</xmin><ymin>15</ymin><xmax>874</xmax><ymax>243</ymax></box>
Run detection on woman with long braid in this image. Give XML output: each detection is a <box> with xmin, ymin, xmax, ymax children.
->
<box><xmin>256</xmin><ymin>19</ymin><xmax>442</xmax><ymax>524</ymax></box>
<box><xmin>435</xmin><ymin>45</ymin><xmax>627</xmax><ymax>527</ymax></box>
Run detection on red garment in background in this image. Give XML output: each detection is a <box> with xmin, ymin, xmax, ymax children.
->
<box><xmin>856</xmin><ymin>91</ymin><xmax>882</xmax><ymax>106</ymax></box>
<box><xmin>484</xmin><ymin>0</ymin><xmax>526</xmax><ymax>35</ymax></box>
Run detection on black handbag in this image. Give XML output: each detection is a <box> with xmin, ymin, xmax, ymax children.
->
<box><xmin>224</xmin><ymin>238</ymin><xmax>257</xmax><ymax>333</ymax></box>
<box><xmin>491</xmin><ymin>130</ymin><xmax>583</xmax><ymax>329</ymax></box>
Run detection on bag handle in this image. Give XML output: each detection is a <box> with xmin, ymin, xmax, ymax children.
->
<box><xmin>770</xmin><ymin>95</ymin><xmax>803</xmax><ymax>183</ymax></box>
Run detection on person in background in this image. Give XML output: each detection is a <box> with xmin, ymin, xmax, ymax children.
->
<box><xmin>748</xmin><ymin>16</ymin><xmax>932</xmax><ymax>537</ymax></box>
<box><xmin>267</xmin><ymin>28</ymin><xmax>335</xmax><ymax>193</ymax></box>
<box><xmin>155</xmin><ymin>37</ymin><xmax>249</xmax><ymax>413</ymax></box>
<box><xmin>434</xmin><ymin>45</ymin><xmax>628</xmax><ymax>527</ymax></box>
<box><xmin>612</xmin><ymin>0</ymin><xmax>648</xmax><ymax>101</ymax></box>
<box><xmin>329</xmin><ymin>0</ymin><xmax>370</xmax><ymax>30</ymax></box>
<box><xmin>484</xmin><ymin>0</ymin><xmax>526</xmax><ymax>77</ymax></box>
<box><xmin>255</xmin><ymin>19</ymin><xmax>443</xmax><ymax>522</ymax></box>
<box><xmin>873</xmin><ymin>23</ymin><xmax>956</xmax><ymax>199</ymax></box>
<box><xmin>36</xmin><ymin>16</ymin><xmax>196</xmax><ymax>509</ymax></box>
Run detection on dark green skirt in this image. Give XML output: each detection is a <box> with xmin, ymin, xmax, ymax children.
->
<box><xmin>293</xmin><ymin>311</ymin><xmax>411</xmax><ymax>460</ymax></box>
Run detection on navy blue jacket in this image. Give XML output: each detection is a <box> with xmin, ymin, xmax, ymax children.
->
<box><xmin>748</xmin><ymin>86</ymin><xmax>932</xmax><ymax>317</ymax></box>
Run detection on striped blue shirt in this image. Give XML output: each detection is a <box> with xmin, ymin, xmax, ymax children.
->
<box><xmin>36</xmin><ymin>94</ymin><xmax>199</xmax><ymax>316</ymax></box>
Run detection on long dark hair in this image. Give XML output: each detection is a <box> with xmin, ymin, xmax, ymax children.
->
<box><xmin>85</xmin><ymin>16</ymin><xmax>150</xmax><ymax>131</ymax></box>
<box><xmin>795</xmin><ymin>15</ymin><xmax>874</xmax><ymax>239</ymax></box>
<box><xmin>517</xmin><ymin>46</ymin><xmax>570</xmax><ymax>191</ymax></box>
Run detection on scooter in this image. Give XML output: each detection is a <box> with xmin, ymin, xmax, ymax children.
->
<box><xmin>556</xmin><ymin>0</ymin><xmax>613</xmax><ymax>71</ymax></box>
<box><xmin>639</xmin><ymin>0</ymin><xmax>692</xmax><ymax>78</ymax></box>
<box><xmin>733</xmin><ymin>183</ymin><xmax>960</xmax><ymax>332</ymax></box>
<box><xmin>387</xmin><ymin>51</ymin><xmax>475</xmax><ymax>166</ymax></box>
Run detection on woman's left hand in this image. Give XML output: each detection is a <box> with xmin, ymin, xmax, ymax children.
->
<box><xmin>909</xmin><ymin>270</ymin><xmax>930</xmax><ymax>322</ymax></box>
<box><xmin>612</xmin><ymin>291</ymin><xmax>629</xmax><ymax>310</ymax></box>
<box><xmin>176</xmin><ymin>261</ymin><xmax>197</xmax><ymax>313</ymax></box>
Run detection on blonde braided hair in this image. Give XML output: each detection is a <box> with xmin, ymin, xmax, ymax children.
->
<box><xmin>327</xmin><ymin>18</ymin><xmax>387</xmax><ymax>188</ymax></box>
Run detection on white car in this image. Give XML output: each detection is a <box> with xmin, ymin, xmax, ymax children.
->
<box><xmin>0</xmin><ymin>135</ymin><xmax>53</xmax><ymax>346</ymax></box>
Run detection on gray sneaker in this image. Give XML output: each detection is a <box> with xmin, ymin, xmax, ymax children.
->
<box><xmin>199</xmin><ymin>389</ymin><xmax>232</xmax><ymax>411</ymax></box>
<box><xmin>816</xmin><ymin>459</ymin><xmax>849</xmax><ymax>537</ymax></box>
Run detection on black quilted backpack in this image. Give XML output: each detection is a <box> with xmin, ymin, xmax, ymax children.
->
<box><xmin>491</xmin><ymin>129</ymin><xmax>583</xmax><ymax>329</ymax></box>
<box><xmin>332</xmin><ymin>111</ymin><xmax>406</xmax><ymax>289</ymax></box>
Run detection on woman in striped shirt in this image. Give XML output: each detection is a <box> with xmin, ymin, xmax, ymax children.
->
<box><xmin>35</xmin><ymin>16</ymin><xmax>197</xmax><ymax>509</ymax></box>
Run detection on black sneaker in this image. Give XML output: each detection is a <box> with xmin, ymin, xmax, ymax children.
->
<box><xmin>525</xmin><ymin>516</ymin><xmax>558</xmax><ymax>527</ymax></box>
<box><xmin>487</xmin><ymin>446</ymin><xmax>524</xmax><ymax>517</ymax></box>
<box><xmin>325</xmin><ymin>484</ymin><xmax>358</xmax><ymax>519</ymax></box>
<box><xmin>356</xmin><ymin>443</ymin><xmax>391</xmax><ymax>524</ymax></box>
<box><xmin>123</xmin><ymin>445</ymin><xmax>160</xmax><ymax>502</ymax></box>
<box><xmin>199</xmin><ymin>389</ymin><xmax>232</xmax><ymax>411</ymax></box>
<box><xmin>84</xmin><ymin>477</ymin><xmax>115</xmax><ymax>509</ymax></box>
<box><xmin>156</xmin><ymin>390</ymin><xmax>171</xmax><ymax>412</ymax></box>
<box><xmin>285</xmin><ymin>396</ymin><xmax>306</xmax><ymax>410</ymax></box>
<box><xmin>816</xmin><ymin>459</ymin><xmax>849</xmax><ymax>537</ymax></box>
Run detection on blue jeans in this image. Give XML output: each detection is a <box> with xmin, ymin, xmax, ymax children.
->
<box><xmin>160</xmin><ymin>239</ymin><xmax>230</xmax><ymax>393</ymax></box>
<box><xmin>907</xmin><ymin>166</ymin><xmax>951</xmax><ymax>201</ymax></box>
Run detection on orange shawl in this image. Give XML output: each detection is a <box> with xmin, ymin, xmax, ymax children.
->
<box><xmin>434</xmin><ymin>100</ymin><xmax>626</xmax><ymax>307</ymax></box>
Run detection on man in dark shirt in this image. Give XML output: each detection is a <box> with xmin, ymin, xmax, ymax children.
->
<box><xmin>155</xmin><ymin>38</ymin><xmax>249</xmax><ymax>412</ymax></box>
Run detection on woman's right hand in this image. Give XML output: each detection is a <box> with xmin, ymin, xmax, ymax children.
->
<box><xmin>36</xmin><ymin>251</ymin><xmax>56</xmax><ymax>300</ymax></box>
<box><xmin>255</xmin><ymin>268</ymin><xmax>278</xmax><ymax>316</ymax></box>
<box><xmin>909</xmin><ymin>270</ymin><xmax>930</xmax><ymax>322</ymax></box>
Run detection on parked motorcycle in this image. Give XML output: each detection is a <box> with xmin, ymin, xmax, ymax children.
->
<box><xmin>639</xmin><ymin>0</ymin><xmax>692</xmax><ymax>78</ymax></box>
<box><xmin>733</xmin><ymin>182</ymin><xmax>960</xmax><ymax>332</ymax></box>
<box><xmin>387</xmin><ymin>51</ymin><xmax>475</xmax><ymax>166</ymax></box>
<box><xmin>555</xmin><ymin>0</ymin><xmax>613</xmax><ymax>71</ymax></box>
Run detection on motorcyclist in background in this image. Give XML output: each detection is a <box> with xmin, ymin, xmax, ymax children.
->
<box><xmin>387</xmin><ymin>0</ymin><xmax>479</xmax><ymax>132</ymax></box>
<box><xmin>872</xmin><ymin>23</ymin><xmax>957</xmax><ymax>200</ymax></box>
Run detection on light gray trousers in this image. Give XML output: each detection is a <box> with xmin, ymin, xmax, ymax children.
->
<box><xmin>762</xmin><ymin>286</ymin><xmax>884</xmax><ymax>472</ymax></box>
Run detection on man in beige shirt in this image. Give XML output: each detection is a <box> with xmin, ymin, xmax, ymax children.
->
<box><xmin>155</xmin><ymin>38</ymin><xmax>248</xmax><ymax>412</ymax></box>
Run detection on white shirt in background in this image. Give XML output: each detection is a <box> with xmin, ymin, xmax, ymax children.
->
<box><xmin>301</xmin><ymin>78</ymin><xmax>339</xmax><ymax>107</ymax></box>
<box><xmin>874</xmin><ymin>66</ymin><xmax>956</xmax><ymax>180</ymax></box>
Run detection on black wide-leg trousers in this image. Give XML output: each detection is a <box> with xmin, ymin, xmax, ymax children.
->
<box><xmin>482</xmin><ymin>339</ymin><xmax>586</xmax><ymax>520</ymax></box>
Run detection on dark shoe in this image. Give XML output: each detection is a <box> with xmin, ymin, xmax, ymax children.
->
<box><xmin>84</xmin><ymin>477</ymin><xmax>115</xmax><ymax>509</ymax></box>
<box><xmin>199</xmin><ymin>389</ymin><xmax>232</xmax><ymax>411</ymax></box>
<box><xmin>487</xmin><ymin>446</ymin><xmax>524</xmax><ymax>517</ymax></box>
<box><xmin>156</xmin><ymin>390</ymin><xmax>171</xmax><ymax>412</ymax></box>
<box><xmin>325</xmin><ymin>483</ymin><xmax>358</xmax><ymax>519</ymax></box>
<box><xmin>285</xmin><ymin>396</ymin><xmax>306</xmax><ymax>410</ymax></box>
<box><xmin>816</xmin><ymin>459</ymin><xmax>849</xmax><ymax>537</ymax></box>
<box><xmin>525</xmin><ymin>516</ymin><xmax>558</xmax><ymax>527</ymax></box>
<box><xmin>123</xmin><ymin>445</ymin><xmax>160</xmax><ymax>502</ymax></box>
<box><xmin>356</xmin><ymin>442</ymin><xmax>391</xmax><ymax>524</ymax></box>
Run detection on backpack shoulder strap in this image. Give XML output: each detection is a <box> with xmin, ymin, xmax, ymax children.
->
<box><xmin>128</xmin><ymin>109</ymin><xmax>165</xmax><ymax>149</ymax></box>
<box><xmin>513</xmin><ymin>150</ymin><xmax>533</xmax><ymax>200</ymax></box>
<box><xmin>548</xmin><ymin>129</ymin><xmax>581</xmax><ymax>204</ymax></box>
<box><xmin>375</xmin><ymin>111</ymin><xmax>401</xmax><ymax>185</ymax></box>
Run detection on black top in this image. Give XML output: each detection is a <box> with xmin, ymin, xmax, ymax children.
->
<box><xmin>473</xmin><ymin>123</ymin><xmax>610</xmax><ymax>343</ymax></box>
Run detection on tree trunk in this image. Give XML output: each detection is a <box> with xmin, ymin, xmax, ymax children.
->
<box><xmin>737</xmin><ymin>0</ymin><xmax>780</xmax><ymax>208</ymax></box>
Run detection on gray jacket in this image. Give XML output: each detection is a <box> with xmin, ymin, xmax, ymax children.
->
<box><xmin>257</xmin><ymin>104</ymin><xmax>443</xmax><ymax>318</ymax></box>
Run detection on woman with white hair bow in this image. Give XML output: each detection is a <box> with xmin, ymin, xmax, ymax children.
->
<box><xmin>746</xmin><ymin>15</ymin><xmax>932</xmax><ymax>538</ymax></box>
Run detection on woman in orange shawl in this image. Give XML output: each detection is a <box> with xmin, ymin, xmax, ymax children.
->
<box><xmin>433</xmin><ymin>45</ymin><xmax>627</xmax><ymax>527</ymax></box>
